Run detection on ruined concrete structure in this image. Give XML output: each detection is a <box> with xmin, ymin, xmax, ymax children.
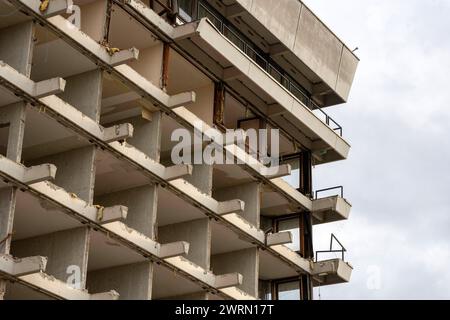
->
<box><xmin>0</xmin><ymin>0</ymin><xmax>358</xmax><ymax>300</ymax></box>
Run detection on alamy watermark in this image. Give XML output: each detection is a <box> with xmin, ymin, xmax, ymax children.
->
<box><xmin>170</xmin><ymin>121</ymin><xmax>281</xmax><ymax>174</ymax></box>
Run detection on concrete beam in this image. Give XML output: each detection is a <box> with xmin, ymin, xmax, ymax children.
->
<box><xmin>103</xmin><ymin>123</ymin><xmax>134</xmax><ymax>143</ymax></box>
<box><xmin>269</xmin><ymin>43</ymin><xmax>289</xmax><ymax>57</ymax></box>
<box><xmin>266</xmin><ymin>232</ymin><xmax>293</xmax><ymax>247</ymax></box>
<box><xmin>215</xmin><ymin>272</ymin><xmax>243</xmax><ymax>289</ymax></box>
<box><xmin>0</xmin><ymin>61</ymin><xmax>65</xmax><ymax>98</ymax></box>
<box><xmin>22</xmin><ymin>0</ymin><xmax>68</xmax><ymax>17</ymax></box>
<box><xmin>0</xmin><ymin>255</ymin><xmax>47</xmax><ymax>277</ymax></box>
<box><xmin>34</xmin><ymin>77</ymin><xmax>66</xmax><ymax>98</ymax></box>
<box><xmin>102</xmin><ymin>92</ymin><xmax>141</xmax><ymax>109</ymax></box>
<box><xmin>223</xmin><ymin>67</ymin><xmax>241</xmax><ymax>81</ymax></box>
<box><xmin>110</xmin><ymin>48</ymin><xmax>140</xmax><ymax>67</ymax></box>
<box><xmin>101</xmin><ymin>222</ymin><xmax>160</xmax><ymax>257</ymax></box>
<box><xmin>0</xmin><ymin>155</ymin><xmax>56</xmax><ymax>185</ymax></box>
<box><xmin>16</xmin><ymin>272</ymin><xmax>119</xmax><ymax>300</ymax></box>
<box><xmin>0</xmin><ymin>155</ymin><xmax>131</xmax><ymax>228</ymax></box>
<box><xmin>97</xmin><ymin>206</ymin><xmax>128</xmax><ymax>224</ymax></box>
<box><xmin>312</xmin><ymin>82</ymin><xmax>333</xmax><ymax>96</ymax></box>
<box><xmin>262</xmin><ymin>164</ymin><xmax>292</xmax><ymax>179</ymax></box>
<box><xmin>225</xmin><ymin>3</ymin><xmax>245</xmax><ymax>18</ymax></box>
<box><xmin>217</xmin><ymin>199</ymin><xmax>245</xmax><ymax>215</ymax></box>
<box><xmin>172</xmin><ymin>22</ymin><xmax>199</xmax><ymax>41</ymax></box>
<box><xmin>167</xmin><ymin>91</ymin><xmax>196</xmax><ymax>108</ymax></box>
<box><xmin>159</xmin><ymin>241</ymin><xmax>190</xmax><ymax>259</ymax></box>
<box><xmin>22</xmin><ymin>164</ymin><xmax>57</xmax><ymax>185</ymax></box>
<box><xmin>164</xmin><ymin>164</ymin><xmax>193</xmax><ymax>181</ymax></box>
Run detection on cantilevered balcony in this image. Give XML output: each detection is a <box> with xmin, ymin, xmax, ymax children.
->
<box><xmin>116</xmin><ymin>0</ymin><xmax>351</xmax><ymax>164</ymax></box>
<box><xmin>199</xmin><ymin>0</ymin><xmax>359</xmax><ymax>107</ymax></box>
<box><xmin>172</xmin><ymin>18</ymin><xmax>350</xmax><ymax>163</ymax></box>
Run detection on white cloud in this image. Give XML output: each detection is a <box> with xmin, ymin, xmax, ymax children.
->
<box><xmin>303</xmin><ymin>0</ymin><xmax>450</xmax><ymax>299</ymax></box>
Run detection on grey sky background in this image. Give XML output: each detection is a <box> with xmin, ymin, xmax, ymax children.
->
<box><xmin>302</xmin><ymin>0</ymin><xmax>450</xmax><ymax>299</ymax></box>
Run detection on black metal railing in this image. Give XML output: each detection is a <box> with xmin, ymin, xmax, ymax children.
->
<box><xmin>315</xmin><ymin>186</ymin><xmax>344</xmax><ymax>199</ymax></box>
<box><xmin>315</xmin><ymin>233</ymin><xmax>347</xmax><ymax>262</ymax></box>
<box><xmin>194</xmin><ymin>1</ymin><xmax>343</xmax><ymax>136</ymax></box>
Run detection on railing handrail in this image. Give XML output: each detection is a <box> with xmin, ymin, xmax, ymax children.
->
<box><xmin>315</xmin><ymin>186</ymin><xmax>344</xmax><ymax>199</ymax></box>
<box><xmin>191</xmin><ymin>1</ymin><xmax>344</xmax><ymax>137</ymax></box>
<box><xmin>315</xmin><ymin>233</ymin><xmax>347</xmax><ymax>262</ymax></box>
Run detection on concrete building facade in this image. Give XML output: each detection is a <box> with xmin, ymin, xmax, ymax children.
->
<box><xmin>0</xmin><ymin>0</ymin><xmax>358</xmax><ymax>300</ymax></box>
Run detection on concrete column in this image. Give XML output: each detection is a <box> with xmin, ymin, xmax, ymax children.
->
<box><xmin>30</xmin><ymin>146</ymin><xmax>97</xmax><ymax>204</ymax></box>
<box><xmin>10</xmin><ymin>227</ymin><xmax>90</xmax><ymax>289</ymax></box>
<box><xmin>0</xmin><ymin>102</ymin><xmax>27</xmax><ymax>162</ymax></box>
<box><xmin>126</xmin><ymin>112</ymin><xmax>162</xmax><ymax>162</ymax></box>
<box><xmin>211</xmin><ymin>248</ymin><xmax>259</xmax><ymax>297</ymax></box>
<box><xmin>0</xmin><ymin>188</ymin><xmax>16</xmax><ymax>255</ymax></box>
<box><xmin>214</xmin><ymin>182</ymin><xmax>261</xmax><ymax>228</ymax></box>
<box><xmin>87</xmin><ymin>262</ymin><xmax>153</xmax><ymax>300</ymax></box>
<box><xmin>0</xmin><ymin>187</ymin><xmax>16</xmax><ymax>300</ymax></box>
<box><xmin>57</xmin><ymin>70</ymin><xmax>103</xmax><ymax>122</ymax></box>
<box><xmin>96</xmin><ymin>185</ymin><xmax>158</xmax><ymax>239</ymax></box>
<box><xmin>158</xmin><ymin>219</ymin><xmax>211</xmax><ymax>270</ymax></box>
<box><xmin>0</xmin><ymin>21</ymin><xmax>34</xmax><ymax>77</ymax></box>
<box><xmin>19</xmin><ymin>144</ymin><xmax>96</xmax><ymax>293</ymax></box>
<box><xmin>186</xmin><ymin>165</ymin><xmax>213</xmax><ymax>196</ymax></box>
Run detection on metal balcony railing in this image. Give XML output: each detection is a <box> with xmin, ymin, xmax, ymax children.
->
<box><xmin>315</xmin><ymin>186</ymin><xmax>344</xmax><ymax>200</ymax></box>
<box><xmin>194</xmin><ymin>1</ymin><xmax>343</xmax><ymax>137</ymax></box>
<box><xmin>315</xmin><ymin>233</ymin><xmax>347</xmax><ymax>262</ymax></box>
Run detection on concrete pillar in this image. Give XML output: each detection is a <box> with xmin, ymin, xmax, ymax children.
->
<box><xmin>87</xmin><ymin>262</ymin><xmax>153</xmax><ymax>300</ymax></box>
<box><xmin>0</xmin><ymin>102</ymin><xmax>27</xmax><ymax>162</ymax></box>
<box><xmin>30</xmin><ymin>146</ymin><xmax>97</xmax><ymax>204</ymax></box>
<box><xmin>158</xmin><ymin>219</ymin><xmax>211</xmax><ymax>270</ymax></box>
<box><xmin>214</xmin><ymin>182</ymin><xmax>261</xmax><ymax>228</ymax></box>
<box><xmin>0</xmin><ymin>187</ymin><xmax>16</xmax><ymax>299</ymax></box>
<box><xmin>17</xmin><ymin>144</ymin><xmax>97</xmax><ymax>294</ymax></box>
<box><xmin>211</xmin><ymin>248</ymin><xmax>259</xmax><ymax>297</ymax></box>
<box><xmin>96</xmin><ymin>185</ymin><xmax>158</xmax><ymax>239</ymax></box>
<box><xmin>0</xmin><ymin>21</ymin><xmax>34</xmax><ymax>77</ymax></box>
<box><xmin>10</xmin><ymin>227</ymin><xmax>90</xmax><ymax>289</ymax></box>
<box><xmin>57</xmin><ymin>70</ymin><xmax>103</xmax><ymax>122</ymax></box>
<box><xmin>186</xmin><ymin>165</ymin><xmax>213</xmax><ymax>196</ymax></box>
<box><xmin>126</xmin><ymin>112</ymin><xmax>162</xmax><ymax>162</ymax></box>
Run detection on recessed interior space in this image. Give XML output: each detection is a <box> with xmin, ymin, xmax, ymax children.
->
<box><xmin>166</xmin><ymin>49</ymin><xmax>215</xmax><ymax>126</ymax></box>
<box><xmin>152</xmin><ymin>263</ymin><xmax>206</xmax><ymax>300</ymax></box>
<box><xmin>31</xmin><ymin>23</ymin><xmax>97</xmax><ymax>82</ymax></box>
<box><xmin>21</xmin><ymin>106</ymin><xmax>91</xmax><ymax>164</ymax></box>
<box><xmin>108</xmin><ymin>3</ymin><xmax>163</xmax><ymax>85</ymax></box>
<box><xmin>221</xmin><ymin>90</ymin><xmax>299</xmax><ymax>158</ymax></box>
<box><xmin>0</xmin><ymin>124</ymin><xmax>9</xmax><ymax>157</ymax></box>
<box><xmin>0</xmin><ymin>1</ymin><xmax>32</xmax><ymax>30</ymax></box>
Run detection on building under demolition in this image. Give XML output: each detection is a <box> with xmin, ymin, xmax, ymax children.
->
<box><xmin>0</xmin><ymin>0</ymin><xmax>358</xmax><ymax>300</ymax></box>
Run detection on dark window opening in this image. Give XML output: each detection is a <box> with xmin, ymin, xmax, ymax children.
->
<box><xmin>0</xmin><ymin>124</ymin><xmax>10</xmax><ymax>157</ymax></box>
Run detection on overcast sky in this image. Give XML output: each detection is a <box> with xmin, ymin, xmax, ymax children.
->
<box><xmin>300</xmin><ymin>0</ymin><xmax>450</xmax><ymax>299</ymax></box>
